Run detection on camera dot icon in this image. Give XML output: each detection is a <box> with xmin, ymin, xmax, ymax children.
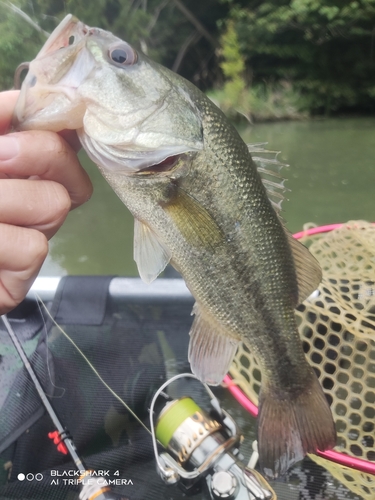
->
<box><xmin>17</xmin><ymin>474</ymin><xmax>25</xmax><ymax>481</ymax></box>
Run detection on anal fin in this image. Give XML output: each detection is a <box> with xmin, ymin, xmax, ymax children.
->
<box><xmin>188</xmin><ymin>303</ymin><xmax>240</xmax><ymax>385</ymax></box>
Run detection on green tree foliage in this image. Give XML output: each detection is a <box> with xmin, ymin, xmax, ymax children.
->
<box><xmin>1</xmin><ymin>0</ymin><xmax>375</xmax><ymax>116</ymax></box>
<box><xmin>0</xmin><ymin>0</ymin><xmax>225</xmax><ymax>92</ymax></box>
<box><xmin>210</xmin><ymin>14</ymin><xmax>307</xmax><ymax>121</ymax></box>
<box><xmin>223</xmin><ymin>0</ymin><xmax>375</xmax><ymax>114</ymax></box>
<box><xmin>218</xmin><ymin>20</ymin><xmax>246</xmax><ymax>110</ymax></box>
<box><xmin>0</xmin><ymin>2</ymin><xmax>46</xmax><ymax>90</ymax></box>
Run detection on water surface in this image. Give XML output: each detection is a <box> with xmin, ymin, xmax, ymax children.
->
<box><xmin>42</xmin><ymin>117</ymin><xmax>375</xmax><ymax>276</ymax></box>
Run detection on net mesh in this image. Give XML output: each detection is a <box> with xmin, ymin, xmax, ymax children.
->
<box><xmin>229</xmin><ymin>220</ymin><xmax>375</xmax><ymax>499</ymax></box>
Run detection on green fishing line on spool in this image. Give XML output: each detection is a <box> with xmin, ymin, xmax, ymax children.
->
<box><xmin>155</xmin><ymin>397</ymin><xmax>200</xmax><ymax>448</ymax></box>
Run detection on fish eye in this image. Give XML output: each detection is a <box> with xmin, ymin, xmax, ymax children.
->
<box><xmin>108</xmin><ymin>43</ymin><xmax>137</xmax><ymax>67</ymax></box>
<box><xmin>68</xmin><ymin>35</ymin><xmax>75</xmax><ymax>45</ymax></box>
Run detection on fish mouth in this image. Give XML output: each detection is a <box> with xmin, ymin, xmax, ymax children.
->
<box><xmin>13</xmin><ymin>14</ymin><xmax>204</xmax><ymax>172</ymax></box>
<box><xmin>79</xmin><ymin>128</ymin><xmax>201</xmax><ymax>175</ymax></box>
<box><xmin>13</xmin><ymin>14</ymin><xmax>94</xmax><ymax>132</ymax></box>
<box><xmin>137</xmin><ymin>154</ymin><xmax>182</xmax><ymax>174</ymax></box>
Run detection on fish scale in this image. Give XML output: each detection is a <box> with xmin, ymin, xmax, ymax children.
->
<box><xmin>13</xmin><ymin>14</ymin><xmax>336</xmax><ymax>478</ymax></box>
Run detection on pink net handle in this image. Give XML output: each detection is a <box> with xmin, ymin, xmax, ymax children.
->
<box><xmin>224</xmin><ymin>221</ymin><xmax>375</xmax><ymax>476</ymax></box>
<box><xmin>292</xmin><ymin>223</ymin><xmax>344</xmax><ymax>240</ymax></box>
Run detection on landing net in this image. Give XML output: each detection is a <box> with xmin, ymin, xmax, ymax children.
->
<box><xmin>228</xmin><ymin>220</ymin><xmax>375</xmax><ymax>499</ymax></box>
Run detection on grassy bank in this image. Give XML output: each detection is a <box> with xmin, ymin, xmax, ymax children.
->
<box><xmin>207</xmin><ymin>81</ymin><xmax>309</xmax><ymax>123</ymax></box>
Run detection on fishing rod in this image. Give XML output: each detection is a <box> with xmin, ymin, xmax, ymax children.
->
<box><xmin>1</xmin><ymin>314</ymin><xmax>128</xmax><ymax>500</ymax></box>
<box><xmin>2</xmin><ymin>303</ymin><xmax>276</xmax><ymax>500</ymax></box>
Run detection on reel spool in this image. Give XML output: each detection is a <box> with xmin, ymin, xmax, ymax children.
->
<box><xmin>227</xmin><ymin>221</ymin><xmax>375</xmax><ymax>499</ymax></box>
<box><xmin>150</xmin><ymin>374</ymin><xmax>276</xmax><ymax>500</ymax></box>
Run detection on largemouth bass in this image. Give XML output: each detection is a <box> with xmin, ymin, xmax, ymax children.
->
<box><xmin>13</xmin><ymin>15</ymin><xmax>336</xmax><ymax>477</ymax></box>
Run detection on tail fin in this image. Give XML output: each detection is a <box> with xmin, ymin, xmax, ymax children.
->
<box><xmin>257</xmin><ymin>374</ymin><xmax>336</xmax><ymax>479</ymax></box>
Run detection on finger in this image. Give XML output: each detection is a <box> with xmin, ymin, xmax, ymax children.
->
<box><xmin>0</xmin><ymin>91</ymin><xmax>19</xmax><ymax>134</ymax></box>
<box><xmin>1</xmin><ymin>90</ymin><xmax>82</xmax><ymax>152</ymax></box>
<box><xmin>0</xmin><ymin>179</ymin><xmax>71</xmax><ymax>239</ymax></box>
<box><xmin>0</xmin><ymin>223</ymin><xmax>48</xmax><ymax>315</ymax></box>
<box><xmin>0</xmin><ymin>130</ymin><xmax>92</xmax><ymax>209</ymax></box>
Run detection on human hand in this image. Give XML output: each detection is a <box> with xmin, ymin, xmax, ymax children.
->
<box><xmin>0</xmin><ymin>90</ymin><xmax>93</xmax><ymax>315</ymax></box>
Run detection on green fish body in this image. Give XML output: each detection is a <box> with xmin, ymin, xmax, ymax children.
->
<box><xmin>13</xmin><ymin>15</ymin><xmax>336</xmax><ymax>477</ymax></box>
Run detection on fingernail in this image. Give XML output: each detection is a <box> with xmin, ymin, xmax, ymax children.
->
<box><xmin>0</xmin><ymin>135</ymin><xmax>20</xmax><ymax>161</ymax></box>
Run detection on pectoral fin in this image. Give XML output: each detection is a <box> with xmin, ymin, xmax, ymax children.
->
<box><xmin>163</xmin><ymin>189</ymin><xmax>223</xmax><ymax>250</ymax></box>
<box><xmin>133</xmin><ymin>219</ymin><xmax>171</xmax><ymax>284</ymax></box>
<box><xmin>285</xmin><ymin>230</ymin><xmax>322</xmax><ymax>304</ymax></box>
<box><xmin>188</xmin><ymin>303</ymin><xmax>240</xmax><ymax>385</ymax></box>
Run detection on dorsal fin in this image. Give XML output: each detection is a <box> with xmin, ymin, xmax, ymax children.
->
<box><xmin>249</xmin><ymin>143</ymin><xmax>288</xmax><ymax>215</ymax></box>
<box><xmin>286</xmin><ymin>228</ymin><xmax>322</xmax><ymax>304</ymax></box>
<box><xmin>249</xmin><ymin>144</ymin><xmax>321</xmax><ymax>302</ymax></box>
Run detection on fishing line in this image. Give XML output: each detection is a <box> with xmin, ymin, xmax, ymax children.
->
<box><xmin>1</xmin><ymin>2</ymin><xmax>49</xmax><ymax>36</ymax></box>
<box><xmin>1</xmin><ymin>314</ymin><xmax>86</xmax><ymax>470</ymax></box>
<box><xmin>34</xmin><ymin>292</ymin><xmax>152</xmax><ymax>435</ymax></box>
<box><xmin>35</xmin><ymin>296</ymin><xmax>66</xmax><ymax>398</ymax></box>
